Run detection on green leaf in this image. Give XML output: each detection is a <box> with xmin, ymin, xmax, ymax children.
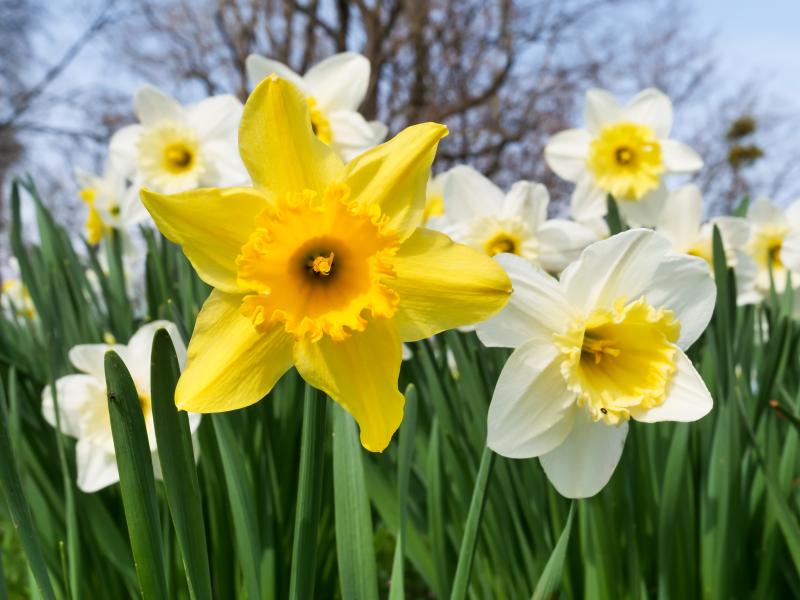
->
<box><xmin>0</xmin><ymin>377</ymin><xmax>56</xmax><ymax>600</ymax></box>
<box><xmin>606</xmin><ymin>194</ymin><xmax>625</xmax><ymax>235</ymax></box>
<box><xmin>150</xmin><ymin>329</ymin><xmax>212</xmax><ymax>600</ymax></box>
<box><xmin>104</xmin><ymin>351</ymin><xmax>168</xmax><ymax>600</ymax></box>
<box><xmin>289</xmin><ymin>386</ymin><xmax>328</xmax><ymax>600</ymax></box>
<box><xmin>531</xmin><ymin>502</ymin><xmax>575</xmax><ymax>600</ymax></box>
<box><xmin>332</xmin><ymin>405</ymin><xmax>379</xmax><ymax>600</ymax></box>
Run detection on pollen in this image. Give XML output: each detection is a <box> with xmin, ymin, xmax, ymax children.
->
<box><xmin>587</xmin><ymin>122</ymin><xmax>664</xmax><ymax>200</ymax></box>
<box><xmin>553</xmin><ymin>296</ymin><xmax>680</xmax><ymax>424</ymax></box>
<box><xmin>236</xmin><ymin>184</ymin><xmax>400</xmax><ymax>342</ymax></box>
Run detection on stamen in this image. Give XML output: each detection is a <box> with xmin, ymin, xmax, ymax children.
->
<box><xmin>615</xmin><ymin>146</ymin><xmax>634</xmax><ymax>165</ymax></box>
<box><xmin>582</xmin><ymin>337</ymin><xmax>620</xmax><ymax>364</ymax></box>
<box><xmin>165</xmin><ymin>146</ymin><xmax>193</xmax><ymax>169</ymax></box>
<box><xmin>309</xmin><ymin>252</ymin><xmax>335</xmax><ymax>277</ymax></box>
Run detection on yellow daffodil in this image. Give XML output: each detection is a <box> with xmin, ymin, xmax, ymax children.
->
<box><xmin>545</xmin><ymin>88</ymin><xmax>703</xmax><ymax>226</ymax></box>
<box><xmin>141</xmin><ymin>75</ymin><xmax>511</xmax><ymax>452</ymax></box>
<box><xmin>477</xmin><ymin>229</ymin><xmax>715</xmax><ymax>498</ymax></box>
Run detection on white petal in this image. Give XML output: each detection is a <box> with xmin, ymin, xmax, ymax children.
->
<box><xmin>41</xmin><ymin>375</ymin><xmax>105</xmax><ymax>438</ymax></box>
<box><xmin>657</xmin><ymin>184</ymin><xmax>702</xmax><ymax>252</ymax></box>
<box><xmin>368</xmin><ymin>121</ymin><xmax>388</xmax><ymax>144</ymax></box>
<box><xmin>134</xmin><ymin>85</ymin><xmax>184</xmax><ymax>125</ymax></box>
<box><xmin>536</xmin><ymin>219</ymin><xmax>599</xmax><ymax>273</ymax></box>
<box><xmin>442</xmin><ymin>165</ymin><xmax>505</xmax><ymax>222</ymax></box>
<box><xmin>487</xmin><ymin>340</ymin><xmax>577</xmax><ymax>458</ymax></box>
<box><xmin>188</xmin><ymin>95</ymin><xmax>242</xmax><ymax>141</ymax></box>
<box><xmin>501</xmin><ymin>181</ymin><xmax>548</xmax><ymax>228</ymax></box>
<box><xmin>584</xmin><ymin>88</ymin><xmax>622</xmax><ymax>134</ymax></box>
<box><xmin>69</xmin><ymin>344</ymin><xmax>119</xmax><ymax>380</ymax></box>
<box><xmin>781</xmin><ymin>231</ymin><xmax>800</xmax><ymax>274</ymax></box>
<box><xmin>661</xmin><ymin>139</ymin><xmax>703</xmax><ymax>173</ymax></box>
<box><xmin>202</xmin><ymin>140</ymin><xmax>250</xmax><ymax>186</ymax></box>
<box><xmin>75</xmin><ymin>439</ymin><xmax>120</xmax><ymax>493</ymax></box>
<box><xmin>540</xmin><ymin>410</ymin><xmax>628</xmax><ymax>499</ymax></box>
<box><xmin>785</xmin><ymin>200</ymin><xmax>800</xmax><ymax>230</ymax></box>
<box><xmin>544</xmin><ymin>129</ymin><xmax>591</xmax><ymax>182</ymax></box>
<box><xmin>632</xmin><ymin>350</ymin><xmax>712</xmax><ymax>422</ymax></box>
<box><xmin>622</xmin><ymin>88</ymin><xmax>673</xmax><ymax>138</ymax></box>
<box><xmin>747</xmin><ymin>197</ymin><xmax>786</xmax><ymax>227</ymax></box>
<box><xmin>712</xmin><ymin>216</ymin><xmax>751</xmax><ymax>251</ymax></box>
<box><xmin>476</xmin><ymin>253</ymin><xmax>571</xmax><ymax>348</ymax></box>
<box><xmin>245</xmin><ymin>54</ymin><xmax>305</xmax><ymax>90</ymax></box>
<box><xmin>561</xmin><ymin>228</ymin><xmax>671</xmax><ymax>314</ymax></box>
<box><xmin>108</xmin><ymin>125</ymin><xmax>142</xmax><ymax>175</ymax></box>
<box><xmin>125</xmin><ymin>320</ymin><xmax>186</xmax><ymax>389</ymax></box>
<box><xmin>570</xmin><ymin>175</ymin><xmax>608</xmax><ymax>221</ymax></box>
<box><xmin>327</xmin><ymin>110</ymin><xmax>384</xmax><ymax>160</ymax></box>
<box><xmin>617</xmin><ymin>183</ymin><xmax>668</xmax><ymax>227</ymax></box>
<box><xmin>304</xmin><ymin>52</ymin><xmax>370</xmax><ymax>112</ymax></box>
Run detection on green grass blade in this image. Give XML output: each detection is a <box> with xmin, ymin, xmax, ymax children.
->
<box><xmin>531</xmin><ymin>502</ymin><xmax>575</xmax><ymax>600</ymax></box>
<box><xmin>606</xmin><ymin>194</ymin><xmax>625</xmax><ymax>235</ymax></box>
<box><xmin>289</xmin><ymin>386</ymin><xmax>328</xmax><ymax>600</ymax></box>
<box><xmin>450</xmin><ymin>447</ymin><xmax>496</xmax><ymax>600</ymax></box>
<box><xmin>150</xmin><ymin>329</ymin><xmax>212</xmax><ymax>600</ymax></box>
<box><xmin>104</xmin><ymin>351</ymin><xmax>168</xmax><ymax>600</ymax></box>
<box><xmin>0</xmin><ymin>378</ymin><xmax>56</xmax><ymax>600</ymax></box>
<box><xmin>332</xmin><ymin>405</ymin><xmax>379</xmax><ymax>600</ymax></box>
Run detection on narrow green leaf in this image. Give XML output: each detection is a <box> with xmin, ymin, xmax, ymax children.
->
<box><xmin>450</xmin><ymin>447</ymin><xmax>496</xmax><ymax>600</ymax></box>
<box><xmin>0</xmin><ymin>377</ymin><xmax>56</xmax><ymax>600</ymax></box>
<box><xmin>531</xmin><ymin>502</ymin><xmax>575</xmax><ymax>600</ymax></box>
<box><xmin>104</xmin><ymin>351</ymin><xmax>168</xmax><ymax>600</ymax></box>
<box><xmin>606</xmin><ymin>194</ymin><xmax>625</xmax><ymax>235</ymax></box>
<box><xmin>150</xmin><ymin>330</ymin><xmax>212</xmax><ymax>600</ymax></box>
<box><xmin>332</xmin><ymin>405</ymin><xmax>379</xmax><ymax>600</ymax></box>
<box><xmin>289</xmin><ymin>386</ymin><xmax>328</xmax><ymax>600</ymax></box>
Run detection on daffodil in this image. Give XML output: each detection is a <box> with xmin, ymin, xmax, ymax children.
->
<box><xmin>246</xmin><ymin>52</ymin><xmax>388</xmax><ymax>161</ymax></box>
<box><xmin>110</xmin><ymin>85</ymin><xmax>247</xmax><ymax>194</ymax></box>
<box><xmin>41</xmin><ymin>322</ymin><xmax>201</xmax><ymax>492</ymax></box>
<box><xmin>141</xmin><ymin>76</ymin><xmax>511</xmax><ymax>452</ymax></box>
<box><xmin>476</xmin><ymin>229</ymin><xmax>715</xmax><ymax>498</ymax></box>
<box><xmin>76</xmin><ymin>161</ymin><xmax>148</xmax><ymax>245</ymax></box>
<box><xmin>545</xmin><ymin>88</ymin><xmax>703</xmax><ymax>226</ymax></box>
<box><xmin>655</xmin><ymin>185</ymin><xmax>757</xmax><ymax>303</ymax></box>
<box><xmin>422</xmin><ymin>170</ymin><xmax>448</xmax><ymax>228</ymax></box>
<box><xmin>742</xmin><ymin>197</ymin><xmax>800</xmax><ymax>297</ymax></box>
<box><xmin>1</xmin><ymin>259</ymin><xmax>35</xmax><ymax>320</ymax></box>
<box><xmin>436</xmin><ymin>165</ymin><xmax>598</xmax><ymax>273</ymax></box>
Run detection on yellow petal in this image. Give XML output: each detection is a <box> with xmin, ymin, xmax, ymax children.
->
<box><xmin>176</xmin><ymin>290</ymin><xmax>294</xmax><ymax>412</ymax></box>
<box><xmin>389</xmin><ymin>228</ymin><xmax>512</xmax><ymax>341</ymax></box>
<box><xmin>85</xmin><ymin>204</ymin><xmax>105</xmax><ymax>245</ymax></box>
<box><xmin>293</xmin><ymin>318</ymin><xmax>404</xmax><ymax>452</ymax></box>
<box><xmin>341</xmin><ymin>123</ymin><xmax>448</xmax><ymax>241</ymax></box>
<box><xmin>239</xmin><ymin>74</ymin><xmax>343</xmax><ymax>195</ymax></box>
<box><xmin>141</xmin><ymin>186</ymin><xmax>268</xmax><ymax>293</ymax></box>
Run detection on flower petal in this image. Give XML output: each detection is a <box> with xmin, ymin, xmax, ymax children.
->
<box><xmin>782</xmin><ymin>231</ymin><xmax>800</xmax><ymax>274</ymax></box>
<box><xmin>539</xmin><ymin>410</ymin><xmax>628</xmax><ymax>498</ymax></box>
<box><xmin>616</xmin><ymin>183</ymin><xmax>668</xmax><ymax>227</ymax></box>
<box><xmin>175</xmin><ymin>290</ymin><xmax>294</xmax><ymax>412</ymax></box>
<box><xmin>476</xmin><ymin>253</ymin><xmax>570</xmax><ymax>348</ymax></box>
<box><xmin>69</xmin><ymin>344</ymin><xmax>119</xmax><ymax>380</ymax></box>
<box><xmin>747</xmin><ymin>197</ymin><xmax>786</xmax><ymax>227</ymax></box>
<box><xmin>584</xmin><ymin>88</ymin><xmax>622</xmax><ymax>134</ymax></box>
<box><xmin>42</xmin><ymin>375</ymin><xmax>106</xmax><ymax>438</ymax></box>
<box><xmin>544</xmin><ymin>129</ymin><xmax>592</xmax><ymax>182</ymax></box>
<box><xmin>661</xmin><ymin>139</ymin><xmax>703</xmax><ymax>173</ymax></box>
<box><xmin>502</xmin><ymin>181</ymin><xmax>548</xmax><ymax>229</ymax></box>
<box><xmin>536</xmin><ymin>219</ymin><xmax>599</xmax><ymax>273</ymax></box>
<box><xmin>570</xmin><ymin>175</ymin><xmax>608</xmax><ymax>221</ymax></box>
<box><xmin>134</xmin><ymin>85</ymin><xmax>184</xmax><ymax>125</ymax></box>
<box><xmin>442</xmin><ymin>165</ymin><xmax>505</xmax><ymax>222</ymax></box>
<box><xmin>390</xmin><ymin>228</ymin><xmax>512</xmax><ymax>341</ymax></box>
<box><xmin>632</xmin><ymin>349</ymin><xmax>712</xmax><ymax>422</ymax></box>
<box><xmin>657</xmin><ymin>184</ymin><xmax>702</xmax><ymax>252</ymax></box>
<box><xmin>293</xmin><ymin>317</ymin><xmax>403</xmax><ymax>452</ymax></box>
<box><xmin>141</xmin><ymin>186</ymin><xmax>269</xmax><ymax>293</ymax></box>
<box><xmin>622</xmin><ymin>88</ymin><xmax>673</xmax><ymax>138</ymax></box>
<box><xmin>341</xmin><ymin>122</ymin><xmax>447</xmax><ymax>240</ymax></box>
<box><xmin>245</xmin><ymin>54</ymin><xmax>305</xmax><ymax>90</ymax></box>
<box><xmin>304</xmin><ymin>52</ymin><xmax>370</xmax><ymax>112</ymax></box>
<box><xmin>239</xmin><ymin>75</ymin><xmax>343</xmax><ymax>195</ymax></box>
<box><xmin>125</xmin><ymin>320</ymin><xmax>186</xmax><ymax>388</ymax></box>
<box><xmin>327</xmin><ymin>110</ymin><xmax>386</xmax><ymax>160</ymax></box>
<box><xmin>487</xmin><ymin>338</ymin><xmax>577</xmax><ymax>458</ymax></box>
<box><xmin>108</xmin><ymin>125</ymin><xmax>141</xmax><ymax>175</ymax></box>
<box><xmin>187</xmin><ymin>95</ymin><xmax>243</xmax><ymax>141</ymax></box>
<box><xmin>76</xmin><ymin>440</ymin><xmax>121</xmax><ymax>493</ymax></box>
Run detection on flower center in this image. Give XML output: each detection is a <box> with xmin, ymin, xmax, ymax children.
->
<box><xmin>164</xmin><ymin>144</ymin><xmax>195</xmax><ymax>173</ymax></box>
<box><xmin>138</xmin><ymin>122</ymin><xmax>204</xmax><ymax>183</ymax></box>
<box><xmin>236</xmin><ymin>184</ymin><xmax>399</xmax><ymax>342</ymax></box>
<box><xmin>553</xmin><ymin>296</ymin><xmax>680</xmax><ymax>424</ymax></box>
<box><xmin>306</xmin><ymin>96</ymin><xmax>333</xmax><ymax>145</ymax></box>
<box><xmin>587</xmin><ymin>122</ymin><xmax>664</xmax><ymax>201</ymax></box>
<box><xmin>484</xmin><ymin>232</ymin><xmax>520</xmax><ymax>256</ymax></box>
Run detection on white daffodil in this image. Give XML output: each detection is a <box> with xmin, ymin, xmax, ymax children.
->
<box><xmin>477</xmin><ymin>229</ymin><xmax>715</xmax><ymax>498</ymax></box>
<box><xmin>741</xmin><ymin>197</ymin><xmax>800</xmax><ymax>298</ymax></box>
<box><xmin>1</xmin><ymin>259</ymin><xmax>35</xmax><ymax>320</ymax></box>
<box><xmin>76</xmin><ymin>160</ymin><xmax>148</xmax><ymax>245</ymax></box>
<box><xmin>110</xmin><ymin>85</ymin><xmax>247</xmax><ymax>194</ymax></box>
<box><xmin>655</xmin><ymin>185</ymin><xmax>758</xmax><ymax>303</ymax></box>
<box><xmin>246</xmin><ymin>52</ymin><xmax>387</xmax><ymax>161</ymax></box>
<box><xmin>436</xmin><ymin>165</ymin><xmax>598</xmax><ymax>273</ymax></box>
<box><xmin>545</xmin><ymin>88</ymin><xmax>703</xmax><ymax>226</ymax></box>
<box><xmin>41</xmin><ymin>321</ymin><xmax>201</xmax><ymax>493</ymax></box>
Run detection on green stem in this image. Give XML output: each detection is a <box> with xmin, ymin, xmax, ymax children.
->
<box><xmin>289</xmin><ymin>385</ymin><xmax>328</xmax><ymax>600</ymax></box>
<box><xmin>450</xmin><ymin>447</ymin><xmax>496</xmax><ymax>600</ymax></box>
